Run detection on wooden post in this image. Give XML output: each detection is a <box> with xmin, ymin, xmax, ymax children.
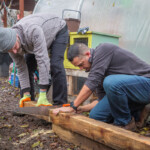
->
<box><xmin>19</xmin><ymin>0</ymin><xmax>24</xmax><ymax>19</ymax></box>
<box><xmin>3</xmin><ymin>0</ymin><xmax>7</xmax><ymax>27</ymax></box>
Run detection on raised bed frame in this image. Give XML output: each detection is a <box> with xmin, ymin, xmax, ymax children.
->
<box><xmin>23</xmin><ymin>101</ymin><xmax>150</xmax><ymax>150</ymax></box>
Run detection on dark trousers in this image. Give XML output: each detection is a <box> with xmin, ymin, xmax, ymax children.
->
<box><xmin>21</xmin><ymin>25</ymin><xmax>69</xmax><ymax>105</ymax></box>
<box><xmin>20</xmin><ymin>54</ymin><xmax>37</xmax><ymax>101</ymax></box>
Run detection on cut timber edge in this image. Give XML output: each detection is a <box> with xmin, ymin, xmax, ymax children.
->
<box><xmin>50</xmin><ymin>111</ymin><xmax>150</xmax><ymax>150</ymax></box>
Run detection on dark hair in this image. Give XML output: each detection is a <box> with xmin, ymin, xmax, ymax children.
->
<box><xmin>68</xmin><ymin>43</ymin><xmax>89</xmax><ymax>61</ymax></box>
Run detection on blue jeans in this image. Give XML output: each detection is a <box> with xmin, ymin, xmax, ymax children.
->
<box><xmin>89</xmin><ymin>75</ymin><xmax>150</xmax><ymax>125</ymax></box>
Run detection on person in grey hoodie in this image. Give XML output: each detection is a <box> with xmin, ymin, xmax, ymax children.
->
<box><xmin>0</xmin><ymin>13</ymin><xmax>69</xmax><ymax>107</ymax></box>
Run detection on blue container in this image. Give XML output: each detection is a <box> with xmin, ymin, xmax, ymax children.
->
<box><xmin>10</xmin><ymin>73</ymin><xmax>19</xmax><ymax>88</ymax></box>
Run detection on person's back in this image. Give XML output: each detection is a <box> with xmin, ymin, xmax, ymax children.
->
<box><xmin>96</xmin><ymin>43</ymin><xmax>150</xmax><ymax>77</ymax></box>
<box><xmin>85</xmin><ymin>43</ymin><xmax>150</xmax><ymax>95</ymax></box>
<box><xmin>12</xmin><ymin>13</ymin><xmax>66</xmax><ymax>52</ymax></box>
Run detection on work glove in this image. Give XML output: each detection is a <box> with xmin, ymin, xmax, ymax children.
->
<box><xmin>19</xmin><ymin>94</ymin><xmax>31</xmax><ymax>107</ymax></box>
<box><xmin>36</xmin><ymin>91</ymin><xmax>52</xmax><ymax>107</ymax></box>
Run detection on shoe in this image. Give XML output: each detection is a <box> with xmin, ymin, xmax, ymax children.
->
<box><xmin>123</xmin><ymin>117</ymin><xmax>137</xmax><ymax>131</ymax></box>
<box><xmin>114</xmin><ymin>117</ymin><xmax>137</xmax><ymax>131</ymax></box>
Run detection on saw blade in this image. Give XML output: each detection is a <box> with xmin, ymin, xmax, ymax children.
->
<box><xmin>11</xmin><ymin>105</ymin><xmax>60</xmax><ymax>116</ymax></box>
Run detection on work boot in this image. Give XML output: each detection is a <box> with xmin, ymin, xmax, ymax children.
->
<box><xmin>122</xmin><ymin>117</ymin><xmax>137</xmax><ymax>131</ymax></box>
<box><xmin>114</xmin><ymin>117</ymin><xmax>137</xmax><ymax>131</ymax></box>
<box><xmin>136</xmin><ymin>104</ymin><xmax>150</xmax><ymax>128</ymax></box>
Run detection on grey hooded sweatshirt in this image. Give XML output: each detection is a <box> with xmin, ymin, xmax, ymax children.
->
<box><xmin>9</xmin><ymin>13</ymin><xmax>66</xmax><ymax>90</ymax></box>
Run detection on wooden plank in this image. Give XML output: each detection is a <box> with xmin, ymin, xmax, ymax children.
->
<box><xmin>23</xmin><ymin>101</ymin><xmax>51</xmax><ymax>122</ymax></box>
<box><xmin>65</xmin><ymin>69</ymin><xmax>88</xmax><ymax>77</ymax></box>
<box><xmin>23</xmin><ymin>101</ymin><xmax>37</xmax><ymax>107</ymax></box>
<box><xmin>50</xmin><ymin>112</ymin><xmax>150</xmax><ymax>150</ymax></box>
<box><xmin>52</xmin><ymin>124</ymin><xmax>113</xmax><ymax>150</ymax></box>
<box><xmin>33</xmin><ymin>114</ymin><xmax>51</xmax><ymax>122</ymax></box>
<box><xmin>19</xmin><ymin>0</ymin><xmax>24</xmax><ymax>19</ymax></box>
<box><xmin>4</xmin><ymin>0</ymin><xmax>7</xmax><ymax>27</ymax></box>
<box><xmin>67</xmin><ymin>75</ymin><xmax>73</xmax><ymax>95</ymax></box>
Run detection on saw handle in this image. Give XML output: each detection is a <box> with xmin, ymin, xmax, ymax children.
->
<box><xmin>62</xmin><ymin>103</ymin><xmax>70</xmax><ymax>107</ymax></box>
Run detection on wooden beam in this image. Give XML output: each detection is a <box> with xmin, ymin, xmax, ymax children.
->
<box><xmin>19</xmin><ymin>0</ymin><xmax>24</xmax><ymax>19</ymax></box>
<box><xmin>50</xmin><ymin>112</ymin><xmax>150</xmax><ymax>150</ymax></box>
<box><xmin>3</xmin><ymin>0</ymin><xmax>7</xmax><ymax>27</ymax></box>
<box><xmin>67</xmin><ymin>75</ymin><xmax>73</xmax><ymax>95</ymax></box>
<box><xmin>22</xmin><ymin>101</ymin><xmax>51</xmax><ymax>122</ymax></box>
<box><xmin>33</xmin><ymin>114</ymin><xmax>51</xmax><ymax>122</ymax></box>
<box><xmin>52</xmin><ymin>124</ymin><xmax>113</xmax><ymax>150</ymax></box>
<box><xmin>65</xmin><ymin>69</ymin><xmax>88</xmax><ymax>77</ymax></box>
<box><xmin>23</xmin><ymin>101</ymin><xmax>37</xmax><ymax>107</ymax></box>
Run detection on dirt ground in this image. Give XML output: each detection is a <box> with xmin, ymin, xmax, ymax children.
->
<box><xmin>1</xmin><ymin>77</ymin><xmax>150</xmax><ymax>150</ymax></box>
<box><xmin>0</xmin><ymin>77</ymin><xmax>82</xmax><ymax>150</ymax></box>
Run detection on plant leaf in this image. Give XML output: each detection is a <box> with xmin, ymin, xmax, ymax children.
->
<box><xmin>32</xmin><ymin>141</ymin><xmax>40</xmax><ymax>148</ymax></box>
<box><xmin>18</xmin><ymin>133</ymin><xmax>27</xmax><ymax>137</ymax></box>
<box><xmin>20</xmin><ymin>124</ymin><xmax>29</xmax><ymax>128</ymax></box>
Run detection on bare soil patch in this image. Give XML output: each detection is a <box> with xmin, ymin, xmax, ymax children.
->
<box><xmin>0</xmin><ymin>77</ymin><xmax>82</xmax><ymax>150</ymax></box>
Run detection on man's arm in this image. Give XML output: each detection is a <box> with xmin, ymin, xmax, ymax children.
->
<box><xmin>29</xmin><ymin>25</ymin><xmax>50</xmax><ymax>88</ymax></box>
<box><xmin>52</xmin><ymin>84</ymin><xmax>93</xmax><ymax>115</ymax></box>
<box><xmin>73</xmin><ymin>84</ymin><xmax>93</xmax><ymax>107</ymax></box>
<box><xmin>9</xmin><ymin>53</ymin><xmax>30</xmax><ymax>91</ymax></box>
<box><xmin>77</xmin><ymin>100</ymin><xmax>99</xmax><ymax>113</ymax></box>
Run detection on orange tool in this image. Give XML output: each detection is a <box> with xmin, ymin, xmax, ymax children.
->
<box><xmin>62</xmin><ymin>103</ymin><xmax>70</xmax><ymax>107</ymax></box>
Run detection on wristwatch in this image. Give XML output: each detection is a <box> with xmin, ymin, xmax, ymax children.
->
<box><xmin>70</xmin><ymin>102</ymin><xmax>78</xmax><ymax>111</ymax></box>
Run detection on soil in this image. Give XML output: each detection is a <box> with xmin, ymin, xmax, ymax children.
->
<box><xmin>0</xmin><ymin>77</ymin><xmax>82</xmax><ymax>150</ymax></box>
<box><xmin>1</xmin><ymin>77</ymin><xmax>150</xmax><ymax>150</ymax></box>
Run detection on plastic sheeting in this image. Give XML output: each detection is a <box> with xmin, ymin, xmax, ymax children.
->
<box><xmin>34</xmin><ymin>0</ymin><xmax>150</xmax><ymax>64</ymax></box>
<box><xmin>33</xmin><ymin>0</ymin><xmax>83</xmax><ymax>19</ymax></box>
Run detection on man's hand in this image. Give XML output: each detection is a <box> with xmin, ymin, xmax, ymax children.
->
<box><xmin>77</xmin><ymin>106</ymin><xmax>84</xmax><ymax>114</ymax></box>
<box><xmin>52</xmin><ymin>107</ymin><xmax>75</xmax><ymax>115</ymax></box>
<box><xmin>77</xmin><ymin>100</ymin><xmax>99</xmax><ymax>114</ymax></box>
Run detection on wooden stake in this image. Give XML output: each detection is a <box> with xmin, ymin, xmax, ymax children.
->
<box><xmin>19</xmin><ymin>0</ymin><xmax>24</xmax><ymax>19</ymax></box>
<box><xmin>3</xmin><ymin>0</ymin><xmax>7</xmax><ymax>27</ymax></box>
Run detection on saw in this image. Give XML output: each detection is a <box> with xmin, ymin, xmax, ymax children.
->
<box><xmin>11</xmin><ymin>105</ymin><xmax>60</xmax><ymax>116</ymax></box>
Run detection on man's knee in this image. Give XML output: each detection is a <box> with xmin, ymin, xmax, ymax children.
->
<box><xmin>89</xmin><ymin>106</ymin><xmax>108</xmax><ymax>121</ymax></box>
<box><xmin>89</xmin><ymin>109</ymin><xmax>96</xmax><ymax>119</ymax></box>
<box><xmin>89</xmin><ymin>109</ymin><xmax>113</xmax><ymax>123</ymax></box>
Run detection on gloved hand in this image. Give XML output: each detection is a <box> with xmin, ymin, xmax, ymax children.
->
<box><xmin>36</xmin><ymin>91</ymin><xmax>52</xmax><ymax>107</ymax></box>
<box><xmin>19</xmin><ymin>94</ymin><xmax>31</xmax><ymax>107</ymax></box>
